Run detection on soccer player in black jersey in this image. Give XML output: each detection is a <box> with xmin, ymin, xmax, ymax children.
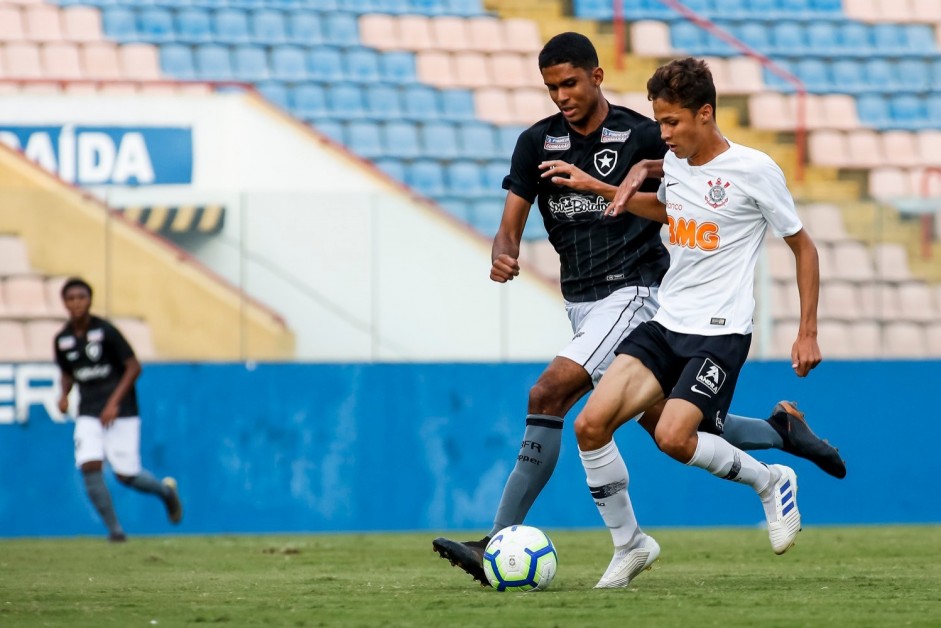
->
<box><xmin>432</xmin><ymin>33</ymin><xmax>843</xmax><ymax>586</ymax></box>
<box><xmin>55</xmin><ymin>277</ymin><xmax>182</xmax><ymax>542</ymax></box>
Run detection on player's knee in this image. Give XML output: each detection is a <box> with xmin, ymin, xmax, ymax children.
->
<box><xmin>528</xmin><ymin>379</ymin><xmax>567</xmax><ymax>415</ymax></box>
<box><xmin>573</xmin><ymin>412</ymin><xmax>607</xmax><ymax>449</ymax></box>
<box><xmin>655</xmin><ymin>426</ymin><xmax>695</xmax><ymax>462</ymax></box>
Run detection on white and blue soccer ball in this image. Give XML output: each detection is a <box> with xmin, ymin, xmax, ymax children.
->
<box><xmin>483</xmin><ymin>525</ymin><xmax>558</xmax><ymax>592</ymax></box>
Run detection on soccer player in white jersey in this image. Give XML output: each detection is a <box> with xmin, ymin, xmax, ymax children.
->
<box><xmin>573</xmin><ymin>57</ymin><xmax>822</xmax><ymax>586</ymax></box>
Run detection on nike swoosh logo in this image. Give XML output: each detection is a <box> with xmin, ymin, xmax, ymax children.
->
<box><xmin>691</xmin><ymin>385</ymin><xmax>712</xmax><ymax>397</ymax></box>
<box><xmin>666</xmin><ymin>181</ymin><xmax>679</xmax><ymax>187</ymax></box>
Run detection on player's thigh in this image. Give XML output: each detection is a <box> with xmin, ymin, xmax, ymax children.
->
<box><xmin>670</xmin><ymin>334</ymin><xmax>750</xmax><ymax>435</ymax></box>
<box><xmin>559</xmin><ymin>286</ymin><xmax>659</xmax><ymax>386</ymax></box>
<box><xmin>74</xmin><ymin>416</ymin><xmax>106</xmax><ymax>468</ymax></box>
<box><xmin>581</xmin><ymin>354</ymin><xmax>664</xmax><ymax>432</ymax></box>
<box><xmin>104</xmin><ymin>417</ymin><xmax>142</xmax><ymax>476</ymax></box>
<box><xmin>654</xmin><ymin>397</ymin><xmax>707</xmax><ymax>446</ymax></box>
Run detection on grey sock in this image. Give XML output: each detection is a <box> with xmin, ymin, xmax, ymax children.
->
<box><xmin>125</xmin><ymin>470</ymin><xmax>168</xmax><ymax>498</ymax></box>
<box><xmin>722</xmin><ymin>413</ymin><xmax>784</xmax><ymax>450</ymax></box>
<box><xmin>83</xmin><ymin>470</ymin><xmax>123</xmax><ymax>536</ymax></box>
<box><xmin>490</xmin><ymin>414</ymin><xmax>563</xmax><ymax>536</ymax></box>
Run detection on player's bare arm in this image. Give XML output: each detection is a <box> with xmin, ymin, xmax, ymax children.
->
<box><xmin>784</xmin><ymin>228</ymin><xmax>822</xmax><ymax>377</ymax></box>
<box><xmin>58</xmin><ymin>372</ymin><xmax>74</xmax><ymax>414</ymax></box>
<box><xmin>101</xmin><ymin>356</ymin><xmax>142</xmax><ymax>426</ymax></box>
<box><xmin>491</xmin><ymin>192</ymin><xmax>531</xmax><ymax>283</ymax></box>
<box><xmin>607</xmin><ymin>158</ymin><xmax>665</xmax><ymax>215</ymax></box>
<box><xmin>604</xmin><ymin>191</ymin><xmax>668</xmax><ymax>224</ymax></box>
<box><xmin>538</xmin><ymin>160</ymin><xmax>616</xmax><ymax>199</ymax></box>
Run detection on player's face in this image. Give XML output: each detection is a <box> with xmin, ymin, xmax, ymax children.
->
<box><xmin>62</xmin><ymin>286</ymin><xmax>91</xmax><ymax>320</ymax></box>
<box><xmin>652</xmin><ymin>98</ymin><xmax>712</xmax><ymax>162</ymax></box>
<box><xmin>541</xmin><ymin>63</ymin><xmax>603</xmax><ymax>129</ymax></box>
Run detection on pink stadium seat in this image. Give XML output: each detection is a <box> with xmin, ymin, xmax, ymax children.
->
<box><xmin>816</xmin><ymin>241</ymin><xmax>837</xmax><ymax>282</ymax></box>
<box><xmin>911</xmin><ymin>0</ymin><xmax>941</xmax><ymax>21</ymax></box>
<box><xmin>845</xmin><ymin>129</ymin><xmax>883</xmax><ymax>169</ymax></box>
<box><xmin>801</xmin><ymin>203</ymin><xmax>851</xmax><ymax>243</ymax></box>
<box><xmin>821</xmin><ymin>95</ymin><xmax>860</xmax><ymax>131</ymax></box>
<box><xmin>452</xmin><ymin>51</ymin><xmax>491</xmax><ymax>88</ymax></box>
<box><xmin>612</xmin><ymin>91</ymin><xmax>653</xmax><ymax>117</ymax></box>
<box><xmin>44</xmin><ymin>276</ymin><xmax>66</xmax><ymax>313</ymax></box>
<box><xmin>62</xmin><ymin>7</ymin><xmax>103</xmax><ymax>43</ymax></box>
<box><xmin>474</xmin><ymin>88</ymin><xmax>515</xmax><ymax>125</ymax></box>
<box><xmin>113</xmin><ymin>317</ymin><xmax>157</xmax><ymax>360</ymax></box>
<box><xmin>488</xmin><ymin>52</ymin><xmax>534</xmax><ymax>89</ymax></box>
<box><xmin>909</xmin><ymin>167</ymin><xmax>941</xmax><ymax>197</ymax></box>
<box><xmin>725</xmin><ymin>57</ymin><xmax>764</xmax><ymax>94</ymax></box>
<box><xmin>0</xmin><ymin>236</ymin><xmax>33</xmax><ymax>274</ymax></box>
<box><xmin>502</xmin><ymin>19</ymin><xmax>541</xmax><ymax>54</ymax></box>
<box><xmin>358</xmin><ymin>14</ymin><xmax>398</xmax><ymax>51</ymax></box>
<box><xmin>24</xmin><ymin>5</ymin><xmax>63</xmax><ymax>43</ymax></box>
<box><xmin>119</xmin><ymin>43</ymin><xmax>162</xmax><ymax>81</ymax></box>
<box><xmin>926</xmin><ymin>323</ymin><xmax>941</xmax><ymax>355</ymax></box>
<box><xmin>23</xmin><ymin>318</ymin><xmax>64</xmax><ymax>361</ymax></box>
<box><xmin>4</xmin><ymin>42</ymin><xmax>42</xmax><ymax>79</ymax></box>
<box><xmin>765</xmin><ymin>238</ymin><xmax>796</xmax><ymax>282</ymax></box>
<box><xmin>81</xmin><ymin>42</ymin><xmax>121</xmax><ymax>80</ymax></box>
<box><xmin>430</xmin><ymin>16</ymin><xmax>469</xmax><ymax>52</ymax></box>
<box><xmin>915</xmin><ymin>131</ymin><xmax>941</xmax><ymax>167</ymax></box>
<box><xmin>821</xmin><ymin>281</ymin><xmax>864</xmax><ymax>321</ymax></box>
<box><xmin>772</xmin><ymin>281</ymin><xmax>801</xmax><ymax>320</ymax></box>
<box><xmin>510</xmin><ymin>88</ymin><xmax>555</xmax><ymax>123</ymax></box>
<box><xmin>802</xmin><ymin>95</ymin><xmax>828</xmax><ymax>131</ymax></box>
<box><xmin>881</xmin><ymin>131</ymin><xmax>920</xmax><ymax>168</ymax></box>
<box><xmin>832</xmin><ymin>241</ymin><xmax>876</xmax><ymax>282</ymax></box>
<box><xmin>873</xmin><ymin>0</ymin><xmax>915</xmax><ymax>21</ymax></box>
<box><xmin>98</xmin><ymin>82</ymin><xmax>136</xmax><ymax>95</ymax></box>
<box><xmin>771</xmin><ymin>320</ymin><xmax>799</xmax><ymax>358</ymax></box>
<box><xmin>0</xmin><ymin>321</ymin><xmax>29</xmax><ymax>362</ymax></box>
<box><xmin>748</xmin><ymin>92</ymin><xmax>793</xmax><ymax>131</ymax></box>
<box><xmin>416</xmin><ymin>51</ymin><xmax>455</xmax><ymax>87</ymax></box>
<box><xmin>848</xmin><ymin>321</ymin><xmax>882</xmax><ymax>357</ymax></box>
<box><xmin>0</xmin><ymin>7</ymin><xmax>26</xmax><ymax>42</ymax></box>
<box><xmin>843</xmin><ymin>0</ymin><xmax>880</xmax><ymax>21</ymax></box>
<box><xmin>883</xmin><ymin>322</ymin><xmax>927</xmax><ymax>358</ymax></box>
<box><xmin>896</xmin><ymin>282</ymin><xmax>937</xmax><ymax>323</ymax></box>
<box><xmin>3</xmin><ymin>275</ymin><xmax>53</xmax><ymax>317</ymax></box>
<box><xmin>398</xmin><ymin>15</ymin><xmax>434</xmax><ymax>51</ymax></box>
<box><xmin>703</xmin><ymin>57</ymin><xmax>729</xmax><ymax>94</ymax></box>
<box><xmin>809</xmin><ymin>130</ymin><xmax>849</xmax><ymax>168</ymax></box>
<box><xmin>465</xmin><ymin>17</ymin><xmax>505</xmax><ymax>53</ymax></box>
<box><xmin>529</xmin><ymin>239</ymin><xmax>560</xmax><ymax>282</ymax></box>
<box><xmin>872</xmin><ymin>242</ymin><xmax>912</xmax><ymax>282</ymax></box>
<box><xmin>41</xmin><ymin>42</ymin><xmax>83</xmax><ymax>79</ymax></box>
<box><xmin>817</xmin><ymin>320</ymin><xmax>854</xmax><ymax>358</ymax></box>
<box><xmin>630</xmin><ymin>20</ymin><xmax>672</xmax><ymax>57</ymax></box>
<box><xmin>62</xmin><ymin>82</ymin><xmax>97</xmax><ymax>95</ymax></box>
<box><xmin>869</xmin><ymin>167</ymin><xmax>911</xmax><ymax>200</ymax></box>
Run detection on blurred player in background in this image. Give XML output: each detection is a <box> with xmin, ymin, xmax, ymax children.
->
<box><xmin>433</xmin><ymin>33</ymin><xmax>843</xmax><ymax>586</ymax></box>
<box><xmin>55</xmin><ymin>277</ymin><xmax>182</xmax><ymax>542</ymax></box>
<box><xmin>575</xmin><ymin>56</ymin><xmax>820</xmax><ymax>584</ymax></box>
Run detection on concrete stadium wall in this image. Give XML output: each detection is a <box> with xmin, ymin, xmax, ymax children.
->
<box><xmin>1</xmin><ymin>359</ymin><xmax>937</xmax><ymax>538</ymax></box>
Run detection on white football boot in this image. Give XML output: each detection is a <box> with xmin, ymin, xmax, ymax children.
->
<box><xmin>762</xmin><ymin>464</ymin><xmax>801</xmax><ymax>554</ymax></box>
<box><xmin>594</xmin><ymin>534</ymin><xmax>660</xmax><ymax>589</ymax></box>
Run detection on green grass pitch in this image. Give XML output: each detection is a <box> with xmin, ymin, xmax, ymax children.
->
<box><xmin>2</xmin><ymin>526</ymin><xmax>939</xmax><ymax>627</ymax></box>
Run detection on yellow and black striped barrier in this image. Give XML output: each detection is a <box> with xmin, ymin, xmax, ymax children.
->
<box><xmin>117</xmin><ymin>205</ymin><xmax>225</xmax><ymax>236</ymax></box>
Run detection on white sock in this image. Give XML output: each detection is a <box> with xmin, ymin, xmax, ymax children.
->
<box><xmin>688</xmin><ymin>432</ymin><xmax>773</xmax><ymax>494</ymax></box>
<box><xmin>579</xmin><ymin>440</ymin><xmax>643</xmax><ymax>549</ymax></box>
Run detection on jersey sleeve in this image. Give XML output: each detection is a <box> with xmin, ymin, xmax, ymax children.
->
<box><xmin>634</xmin><ymin>119</ymin><xmax>668</xmax><ymax>193</ymax></box>
<box><xmin>54</xmin><ymin>337</ymin><xmax>71</xmax><ymax>374</ymax></box>
<box><xmin>502</xmin><ymin>129</ymin><xmax>541</xmax><ymax>204</ymax></box>
<box><xmin>105</xmin><ymin>322</ymin><xmax>136</xmax><ymax>361</ymax></box>
<box><xmin>751</xmin><ymin>155</ymin><xmax>803</xmax><ymax>238</ymax></box>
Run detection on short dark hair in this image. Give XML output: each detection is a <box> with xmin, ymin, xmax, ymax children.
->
<box><xmin>61</xmin><ymin>277</ymin><xmax>93</xmax><ymax>299</ymax></box>
<box><xmin>538</xmin><ymin>32</ymin><xmax>599</xmax><ymax>71</ymax></box>
<box><xmin>647</xmin><ymin>57</ymin><xmax>717</xmax><ymax>113</ymax></box>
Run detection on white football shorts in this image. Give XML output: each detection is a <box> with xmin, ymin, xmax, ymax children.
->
<box><xmin>559</xmin><ymin>285</ymin><xmax>660</xmax><ymax>385</ymax></box>
<box><xmin>74</xmin><ymin>416</ymin><xmax>142</xmax><ymax>476</ymax></box>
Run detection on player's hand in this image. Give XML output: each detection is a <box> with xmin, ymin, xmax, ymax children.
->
<box><xmin>791</xmin><ymin>335</ymin><xmax>822</xmax><ymax>377</ymax></box>
<box><xmin>539</xmin><ymin>160</ymin><xmax>597</xmax><ymax>193</ymax></box>
<box><xmin>606</xmin><ymin>160</ymin><xmax>652</xmax><ymax>217</ymax></box>
<box><xmin>490</xmin><ymin>253</ymin><xmax>520</xmax><ymax>282</ymax></box>
<box><xmin>100</xmin><ymin>402</ymin><xmax>119</xmax><ymax>427</ymax></box>
<box><xmin>57</xmin><ymin>395</ymin><xmax>69</xmax><ymax>414</ymax></box>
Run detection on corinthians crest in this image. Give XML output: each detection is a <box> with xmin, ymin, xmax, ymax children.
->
<box><xmin>705</xmin><ymin>178</ymin><xmax>731</xmax><ymax>209</ymax></box>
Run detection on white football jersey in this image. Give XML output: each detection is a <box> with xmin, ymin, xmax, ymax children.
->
<box><xmin>653</xmin><ymin>140</ymin><xmax>802</xmax><ymax>335</ymax></box>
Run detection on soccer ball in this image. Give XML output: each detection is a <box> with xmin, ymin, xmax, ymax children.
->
<box><xmin>482</xmin><ymin>525</ymin><xmax>558</xmax><ymax>592</ymax></box>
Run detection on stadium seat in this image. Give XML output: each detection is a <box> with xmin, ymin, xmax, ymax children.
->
<box><xmin>821</xmin><ymin>94</ymin><xmax>860</xmax><ymax>130</ymax></box>
<box><xmin>307</xmin><ymin>47</ymin><xmax>343</xmax><ymax>82</ymax></box>
<box><xmin>62</xmin><ymin>7</ymin><xmax>104</xmax><ymax>44</ymax></box>
<box><xmin>883</xmin><ymin>322</ymin><xmax>927</xmax><ymax>358</ymax></box>
<box><xmin>382</xmin><ymin>121</ymin><xmax>421</xmax><ymax>159</ymax></box>
<box><xmin>138</xmin><ymin>8</ymin><xmax>175</xmax><ymax>44</ymax></box>
<box><xmin>761</xmin><ymin>59</ymin><xmax>795</xmax><ymax>92</ymax></box>
<box><xmin>896</xmin><ymin>282</ymin><xmax>937</xmax><ymax>323</ymax></box>
<box><xmin>41</xmin><ymin>43</ymin><xmax>82</xmax><ymax>80</ymax></box>
<box><xmin>102</xmin><ymin>7</ymin><xmax>138</xmax><ymax>42</ymax></box>
<box><xmin>345</xmin><ymin>47</ymin><xmax>381</xmax><ymax>84</ymax></box>
<box><xmin>502</xmin><ymin>19</ymin><xmax>542</xmax><ymax>54</ymax></box>
<box><xmin>497</xmin><ymin>125</ymin><xmax>524</xmax><ymax>155</ymax></box>
<box><xmin>872</xmin><ymin>243</ymin><xmax>912</xmax><ymax>283</ymax></box>
<box><xmin>365</xmin><ymin>84</ymin><xmax>403</xmax><ymax>119</ymax></box>
<box><xmin>482</xmin><ymin>160</ymin><xmax>509</xmax><ymax>190</ymax></box>
<box><xmin>402</xmin><ymin>85</ymin><xmax>441</xmax><ymax>120</ymax></box>
<box><xmin>213</xmin><ymin>9</ymin><xmax>251</xmax><ymax>45</ymax></box>
<box><xmin>468</xmin><ymin>197</ymin><xmax>504</xmax><ymax>236</ymax></box>
<box><xmin>821</xmin><ymin>281</ymin><xmax>864</xmax><ymax>321</ymax></box>
<box><xmin>927</xmin><ymin>95</ymin><xmax>941</xmax><ymax>129</ymax></box>
<box><xmin>446</xmin><ymin>160</ymin><xmax>487</xmax><ymax>197</ymax></box>
<box><xmin>847</xmin><ymin>321</ymin><xmax>881</xmax><ymax>357</ymax></box>
<box><xmin>748</xmin><ymin>92</ymin><xmax>793</xmax><ymax>131</ymax></box>
<box><xmin>772</xmin><ymin>281</ymin><xmax>802</xmax><ymax>321</ymax></box>
<box><xmin>418</xmin><ymin>120</ymin><xmax>459</xmax><ymax>159</ymax></box>
<box><xmin>457</xmin><ymin>120</ymin><xmax>499</xmax><ymax>159</ymax></box>
<box><xmin>881</xmin><ymin>130</ymin><xmax>919</xmax><ymax>168</ymax></box>
<box><xmin>0</xmin><ymin>237</ymin><xmax>32</xmax><ymax>275</ymax></box>
<box><xmin>313</xmin><ymin>119</ymin><xmax>345</xmax><ymax>143</ymax></box>
<box><xmin>430</xmin><ymin>16</ymin><xmax>469</xmax><ymax>52</ymax></box>
<box><xmin>112</xmin><ymin>318</ymin><xmax>157</xmax><ymax>360</ymax></box>
<box><xmin>916</xmin><ymin>130</ymin><xmax>941</xmax><ymax>166</ymax></box>
<box><xmin>287</xmin><ymin>12</ymin><xmax>322</xmax><ymax>45</ymax></box>
<box><xmin>465</xmin><ymin>17</ymin><xmax>505</xmax><ymax>53</ymax></box>
<box><xmin>292</xmin><ymin>83</ymin><xmax>328</xmax><ymax>119</ymax></box>
<box><xmin>437</xmin><ymin>198</ymin><xmax>472</xmax><ymax>222</ymax></box>
<box><xmin>409</xmin><ymin>0</ymin><xmax>446</xmax><ymax>17</ymax></box>
<box><xmin>871</xmin><ymin>23</ymin><xmax>906</xmax><ymax>56</ymax></box>
<box><xmin>322</xmin><ymin>12</ymin><xmax>359</xmax><ymax>47</ymax></box>
<box><xmin>805</xmin><ymin>22</ymin><xmax>839</xmax><ymax>56</ymax></box>
<box><xmin>838</xmin><ymin>22</ymin><xmax>872</xmax><ymax>56</ymax></box>
<box><xmin>890</xmin><ymin>95</ymin><xmax>926</xmax><ymax>130</ymax></box>
<box><xmin>452</xmin><ymin>52</ymin><xmax>491</xmax><ymax>89</ymax></box>
<box><xmin>24</xmin><ymin>5</ymin><xmax>64</xmax><ymax>43</ymax></box>
<box><xmin>176</xmin><ymin>8</ymin><xmax>213</xmax><ymax>45</ymax></box>
<box><xmin>446</xmin><ymin>0</ymin><xmax>484</xmax><ymax>16</ymax></box>
<box><xmin>327</xmin><ymin>84</ymin><xmax>366</xmax><ymax>120</ymax></box>
<box><xmin>406</xmin><ymin>159</ymin><xmax>447</xmax><ymax>197</ymax></box>
<box><xmin>256</xmin><ymin>80</ymin><xmax>289</xmax><ymax>109</ymax></box>
<box><xmin>510</xmin><ymin>88</ymin><xmax>554</xmax><ymax>124</ymax></box>
<box><xmin>3</xmin><ymin>275</ymin><xmax>53</xmax><ymax>317</ymax></box>
<box><xmin>863</xmin><ymin>58</ymin><xmax>896</xmax><ymax>94</ymax></box>
<box><xmin>358</xmin><ymin>14</ymin><xmax>397</xmax><ymax>51</ymax></box>
<box><xmin>345</xmin><ymin>120</ymin><xmax>382</xmax><ymax>157</ymax></box>
<box><xmin>374</xmin><ymin>0</ymin><xmax>412</xmax><ymax>14</ymax></box>
<box><xmin>374</xmin><ymin>157</ymin><xmax>406</xmax><ymax>181</ymax></box>
<box><xmin>381</xmin><ymin>51</ymin><xmax>417</xmax><ymax>84</ymax></box>
<box><xmin>270</xmin><ymin>45</ymin><xmax>307</xmax><ymax>81</ymax></box>
<box><xmin>869</xmin><ymin>167</ymin><xmax>911</xmax><ymax>199</ymax></box>
<box><xmin>252</xmin><ymin>10</ymin><xmax>288</xmax><ymax>45</ymax></box>
<box><xmin>439</xmin><ymin>89</ymin><xmax>475</xmax><ymax>121</ymax></box>
<box><xmin>473</xmin><ymin>88</ymin><xmax>513</xmax><ymax>125</ymax></box>
<box><xmin>830</xmin><ymin>59</ymin><xmax>867</xmax><ymax>94</ymax></box>
<box><xmin>194</xmin><ymin>44</ymin><xmax>233</xmax><ymax>80</ymax></box>
<box><xmin>801</xmin><ymin>203</ymin><xmax>851</xmax><ymax>243</ymax></box>
<box><xmin>832</xmin><ymin>241</ymin><xmax>876</xmax><ymax>282</ymax></box>
<box><xmin>0</xmin><ymin>7</ymin><xmax>26</xmax><ymax>42</ymax></box>
<box><xmin>81</xmin><ymin>41</ymin><xmax>121</xmax><ymax>80</ymax></box>
<box><xmin>0</xmin><ymin>321</ymin><xmax>29</xmax><ymax>362</ymax></box>
<box><xmin>736</xmin><ymin>22</ymin><xmax>770</xmax><ymax>52</ymax></box>
<box><xmin>927</xmin><ymin>322</ymin><xmax>941</xmax><ymax>355</ymax></box>
<box><xmin>119</xmin><ymin>43</ymin><xmax>162</xmax><ymax>81</ymax></box>
<box><xmin>808</xmin><ymin>130</ymin><xmax>848</xmax><ymax>168</ymax></box>
<box><xmin>845</xmin><ymin>129</ymin><xmax>883</xmax><ymax>169</ymax></box>
<box><xmin>855</xmin><ymin>94</ymin><xmax>891</xmax><ymax>128</ymax></box>
<box><xmin>232</xmin><ymin>45</ymin><xmax>269</xmax><ymax>81</ymax></box>
<box><xmin>770</xmin><ymin>22</ymin><xmax>805</xmax><ymax>56</ymax></box>
<box><xmin>416</xmin><ymin>51</ymin><xmax>455</xmax><ymax>87</ymax></box>
<box><xmin>896</xmin><ymin>59</ymin><xmax>931</xmax><ymax>93</ymax></box>
<box><xmin>23</xmin><ymin>319</ymin><xmax>66</xmax><ymax>361</ymax></box>
<box><xmin>630</xmin><ymin>20</ymin><xmax>672</xmax><ymax>57</ymax></box>
<box><xmin>670</xmin><ymin>22</ymin><xmax>703</xmax><ymax>55</ymax></box>
<box><xmin>815</xmin><ymin>320</ymin><xmax>854</xmax><ymax>357</ymax></box>
<box><xmin>795</xmin><ymin>58</ymin><xmax>831</xmax><ymax>93</ymax></box>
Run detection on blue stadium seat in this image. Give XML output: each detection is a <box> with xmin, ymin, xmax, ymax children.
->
<box><xmin>830</xmin><ymin>59</ymin><xmax>867</xmax><ymax>94</ymax></box>
<box><xmin>810</xmin><ymin>0</ymin><xmax>841</xmax><ymax>13</ymax></box>
<box><xmin>468</xmin><ymin>198</ymin><xmax>504</xmax><ymax>237</ymax></box>
<box><xmin>839</xmin><ymin>23</ymin><xmax>872</xmax><ymax>57</ymax></box>
<box><xmin>213</xmin><ymin>9</ymin><xmax>251</xmax><ymax>45</ymax></box>
<box><xmin>445</xmin><ymin>0</ymin><xmax>484</xmax><ymax>16</ymax></box>
<box><xmin>292</xmin><ymin>84</ymin><xmax>328</xmax><ymax>119</ymax></box>
<box><xmin>327</xmin><ymin>85</ymin><xmax>366</xmax><ymax>120</ymax></box>
<box><xmin>439</xmin><ymin>89</ymin><xmax>475</xmax><ymax>121</ymax></box>
<box><xmin>735</xmin><ymin>23</ymin><xmax>770</xmax><ymax>52</ymax></box>
<box><xmin>322</xmin><ymin>13</ymin><xmax>359</xmax><ymax>47</ymax></box>
<box><xmin>306</xmin><ymin>0</ymin><xmax>340</xmax><ymax>11</ymax></box>
<box><xmin>446</xmin><ymin>160</ymin><xmax>487</xmax><ymax>197</ymax></box>
<box><xmin>381</xmin><ymin>52</ymin><xmax>417</xmax><ymax>85</ymax></box>
<box><xmin>406</xmin><ymin>160</ymin><xmax>447</xmax><ymax>197</ymax></box>
<box><xmin>313</xmin><ymin>119</ymin><xmax>346</xmax><ymax>144</ymax></box>
<box><xmin>419</xmin><ymin>121</ymin><xmax>460</xmax><ymax>159</ymax></box>
<box><xmin>855</xmin><ymin>94</ymin><xmax>891</xmax><ymax>128</ymax></box>
<box><xmin>933</xmin><ymin>61</ymin><xmax>941</xmax><ymax>91</ymax></box>
<box><xmin>265</xmin><ymin>0</ymin><xmax>303</xmax><ymax>8</ymax></box>
<box><xmin>779</xmin><ymin>0</ymin><xmax>813</xmax><ymax>19</ymax></box>
<box><xmin>745</xmin><ymin>0</ymin><xmax>778</xmax><ymax>17</ymax></box>
<box><xmin>896</xmin><ymin>59</ymin><xmax>930</xmax><ymax>93</ymax></box>
<box><xmin>347</xmin><ymin>121</ymin><xmax>383</xmax><ymax>157</ymax></box>
<box><xmin>409</xmin><ymin>0</ymin><xmax>446</xmax><ymax>16</ymax></box>
<box><xmin>287</xmin><ymin>12</ymin><xmax>322</xmax><ymax>45</ymax></box>
<box><xmin>230</xmin><ymin>0</ymin><xmax>266</xmax><ymax>11</ymax></box>
<box><xmin>497</xmin><ymin>126</ymin><xmax>524</xmax><ymax>155</ymax></box>
<box><xmin>437</xmin><ymin>199</ymin><xmax>472</xmax><ymax>223</ymax></box>
<box><xmin>256</xmin><ymin>81</ymin><xmax>289</xmax><ymax>109</ymax></box>
<box><xmin>232</xmin><ymin>45</ymin><xmax>269</xmax><ymax>81</ymax></box>
<box><xmin>307</xmin><ymin>47</ymin><xmax>344</xmax><ymax>82</ymax></box>
<box><xmin>138</xmin><ymin>8</ymin><xmax>175</xmax><ymax>44</ymax></box>
<box><xmin>761</xmin><ymin>59</ymin><xmax>795</xmax><ymax>92</ymax></box>
<box><xmin>345</xmin><ymin>48</ymin><xmax>381</xmax><ymax>84</ymax></box>
<box><xmin>343</xmin><ymin>0</ymin><xmax>378</xmax><ymax>13</ymax></box>
<box><xmin>523</xmin><ymin>212</ymin><xmax>548</xmax><ymax>240</ymax></box>
<box><xmin>700</xmin><ymin>30</ymin><xmax>735</xmax><ymax>57</ymax></box>
<box><xmin>270</xmin><ymin>46</ymin><xmax>308</xmax><ymax>81</ymax></box>
<box><xmin>770</xmin><ymin>22</ymin><xmax>805</xmax><ymax>56</ymax></box>
<box><xmin>872</xmin><ymin>24</ymin><xmax>907</xmax><ymax>56</ymax></box>
<box><xmin>670</xmin><ymin>22</ymin><xmax>703</xmax><ymax>55</ymax></box>
<box><xmin>365</xmin><ymin>85</ymin><xmax>403</xmax><ymax>120</ymax></box>
<box><xmin>251</xmin><ymin>10</ymin><xmax>288</xmax><ymax>45</ymax></box>
<box><xmin>176</xmin><ymin>8</ymin><xmax>213</xmax><ymax>44</ymax></box>
<box><xmin>382</xmin><ymin>121</ymin><xmax>422</xmax><ymax>159</ymax></box>
<box><xmin>890</xmin><ymin>95</ymin><xmax>926</xmax><ymax>130</ymax></box>
<box><xmin>631</xmin><ymin>0</ymin><xmax>675</xmax><ymax>20</ymax></box>
<box><xmin>713</xmin><ymin>0</ymin><xmax>748</xmax><ymax>15</ymax></box>
<box><xmin>154</xmin><ymin>0</ymin><xmax>194</xmax><ymax>9</ymax></box>
<box><xmin>457</xmin><ymin>121</ymin><xmax>499</xmax><ymax>159</ymax></box>
<box><xmin>374</xmin><ymin>158</ymin><xmax>406</xmax><ymax>182</ymax></box>
<box><xmin>102</xmin><ymin>7</ymin><xmax>138</xmax><ymax>41</ymax></box>
<box><xmin>805</xmin><ymin>22</ymin><xmax>839</xmax><ymax>56</ymax></box>
<box><xmin>195</xmin><ymin>44</ymin><xmax>234</xmax><ymax>80</ymax></box>
<box><xmin>573</xmin><ymin>0</ymin><xmax>612</xmax><ymax>20</ymax></box>
<box><xmin>402</xmin><ymin>85</ymin><xmax>441</xmax><ymax>121</ymax></box>
<box><xmin>905</xmin><ymin>25</ymin><xmax>937</xmax><ymax>54</ymax></box>
<box><xmin>926</xmin><ymin>95</ymin><xmax>941</xmax><ymax>128</ymax></box>
<box><xmin>482</xmin><ymin>160</ymin><xmax>509</xmax><ymax>190</ymax></box>
<box><xmin>372</xmin><ymin>0</ymin><xmax>411</xmax><ymax>14</ymax></box>
<box><xmin>795</xmin><ymin>58</ymin><xmax>831</xmax><ymax>93</ymax></box>
<box><xmin>863</xmin><ymin>59</ymin><xmax>896</xmax><ymax>94</ymax></box>
<box><xmin>159</xmin><ymin>44</ymin><xmax>196</xmax><ymax>80</ymax></box>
